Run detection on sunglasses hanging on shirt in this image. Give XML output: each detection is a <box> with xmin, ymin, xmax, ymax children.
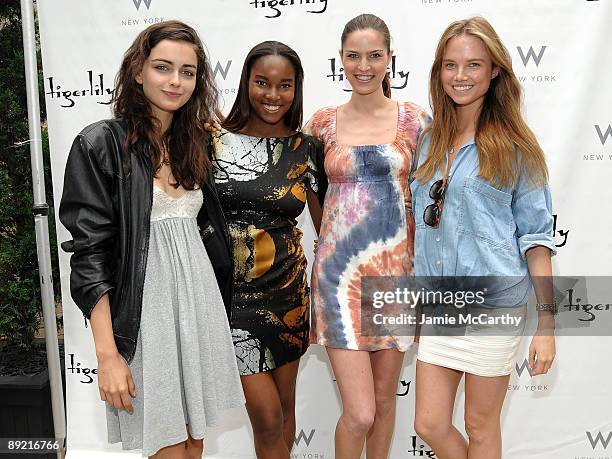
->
<box><xmin>423</xmin><ymin>147</ymin><xmax>454</xmax><ymax>228</ymax></box>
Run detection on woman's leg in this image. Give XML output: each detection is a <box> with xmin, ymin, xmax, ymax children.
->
<box><xmin>151</xmin><ymin>441</ymin><xmax>188</xmax><ymax>459</ymax></box>
<box><xmin>327</xmin><ymin>347</ymin><xmax>376</xmax><ymax>459</ymax></box>
<box><xmin>365</xmin><ymin>349</ymin><xmax>405</xmax><ymax>459</ymax></box>
<box><xmin>414</xmin><ymin>360</ymin><xmax>467</xmax><ymax>459</ymax></box>
<box><xmin>241</xmin><ymin>370</ymin><xmax>290</xmax><ymax>459</ymax></box>
<box><xmin>270</xmin><ymin>360</ymin><xmax>300</xmax><ymax>451</ymax></box>
<box><xmin>464</xmin><ymin>373</ymin><xmax>510</xmax><ymax>459</ymax></box>
<box><xmin>185</xmin><ymin>428</ymin><xmax>204</xmax><ymax>459</ymax></box>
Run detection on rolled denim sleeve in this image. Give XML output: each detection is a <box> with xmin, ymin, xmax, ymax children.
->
<box><xmin>512</xmin><ymin>173</ymin><xmax>557</xmax><ymax>260</ymax></box>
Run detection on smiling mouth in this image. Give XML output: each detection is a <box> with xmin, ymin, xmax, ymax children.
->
<box><xmin>263</xmin><ymin>104</ymin><xmax>281</xmax><ymax>113</ymax></box>
<box><xmin>452</xmin><ymin>85</ymin><xmax>474</xmax><ymax>91</ymax></box>
<box><xmin>354</xmin><ymin>75</ymin><xmax>375</xmax><ymax>82</ymax></box>
<box><xmin>163</xmin><ymin>90</ymin><xmax>182</xmax><ymax>97</ymax></box>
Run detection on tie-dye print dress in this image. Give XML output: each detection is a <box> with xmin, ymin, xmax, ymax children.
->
<box><xmin>305</xmin><ymin>102</ymin><xmax>430</xmax><ymax>351</ymax></box>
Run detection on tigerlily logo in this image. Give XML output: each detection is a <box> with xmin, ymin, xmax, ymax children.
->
<box><xmin>132</xmin><ymin>0</ymin><xmax>152</xmax><ymax>10</ymax></box>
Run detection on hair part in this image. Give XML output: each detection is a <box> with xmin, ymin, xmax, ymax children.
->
<box><xmin>223</xmin><ymin>41</ymin><xmax>304</xmax><ymax>133</ymax></box>
<box><xmin>415</xmin><ymin>16</ymin><xmax>548</xmax><ymax>188</ymax></box>
<box><xmin>341</xmin><ymin>13</ymin><xmax>392</xmax><ymax>98</ymax></box>
<box><xmin>113</xmin><ymin>20</ymin><xmax>218</xmax><ymax>189</ymax></box>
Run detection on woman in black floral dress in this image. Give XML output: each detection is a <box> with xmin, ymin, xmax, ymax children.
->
<box><xmin>211</xmin><ymin>41</ymin><xmax>326</xmax><ymax>458</ymax></box>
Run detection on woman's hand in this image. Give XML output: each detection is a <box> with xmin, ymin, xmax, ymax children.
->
<box><xmin>97</xmin><ymin>351</ymin><xmax>136</xmax><ymax>413</ymax></box>
<box><xmin>528</xmin><ymin>333</ymin><xmax>555</xmax><ymax>376</ymax></box>
<box><xmin>204</xmin><ymin>109</ymin><xmax>224</xmax><ymax>132</ymax></box>
<box><xmin>203</xmin><ymin>118</ymin><xmax>222</xmax><ymax>132</ymax></box>
<box><xmin>88</xmin><ymin>293</ymin><xmax>135</xmax><ymax>413</ymax></box>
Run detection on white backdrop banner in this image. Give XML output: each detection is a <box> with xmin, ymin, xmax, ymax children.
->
<box><xmin>37</xmin><ymin>0</ymin><xmax>612</xmax><ymax>458</ymax></box>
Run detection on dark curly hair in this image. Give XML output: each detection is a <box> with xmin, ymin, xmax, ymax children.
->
<box><xmin>113</xmin><ymin>20</ymin><xmax>218</xmax><ymax>189</ymax></box>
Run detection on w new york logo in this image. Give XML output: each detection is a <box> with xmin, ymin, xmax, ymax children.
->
<box><xmin>516</xmin><ymin>46</ymin><xmax>547</xmax><ymax>67</ymax></box>
<box><xmin>132</xmin><ymin>0</ymin><xmax>152</xmax><ymax>10</ymax></box>
<box><xmin>587</xmin><ymin>431</ymin><xmax>612</xmax><ymax>449</ymax></box>
<box><xmin>515</xmin><ymin>359</ymin><xmax>531</xmax><ymax>377</ymax></box>
<box><xmin>294</xmin><ymin>429</ymin><xmax>316</xmax><ymax>447</ymax></box>
<box><xmin>595</xmin><ymin>125</ymin><xmax>612</xmax><ymax>145</ymax></box>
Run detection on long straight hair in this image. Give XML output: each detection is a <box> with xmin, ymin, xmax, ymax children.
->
<box><xmin>341</xmin><ymin>13</ymin><xmax>392</xmax><ymax>98</ymax></box>
<box><xmin>415</xmin><ymin>17</ymin><xmax>548</xmax><ymax>188</ymax></box>
<box><xmin>223</xmin><ymin>41</ymin><xmax>304</xmax><ymax>133</ymax></box>
<box><xmin>113</xmin><ymin>20</ymin><xmax>218</xmax><ymax>189</ymax></box>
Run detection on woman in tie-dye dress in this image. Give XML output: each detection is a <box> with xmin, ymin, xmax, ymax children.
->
<box><xmin>304</xmin><ymin>14</ymin><xmax>430</xmax><ymax>459</ymax></box>
<box><xmin>308</xmin><ymin>100</ymin><xmax>428</xmax><ymax>351</ymax></box>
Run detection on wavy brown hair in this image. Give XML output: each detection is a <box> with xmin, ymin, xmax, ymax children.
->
<box><xmin>341</xmin><ymin>13</ymin><xmax>392</xmax><ymax>98</ymax></box>
<box><xmin>113</xmin><ymin>20</ymin><xmax>218</xmax><ymax>189</ymax></box>
<box><xmin>415</xmin><ymin>16</ymin><xmax>548</xmax><ymax>188</ymax></box>
<box><xmin>223</xmin><ymin>41</ymin><xmax>304</xmax><ymax>133</ymax></box>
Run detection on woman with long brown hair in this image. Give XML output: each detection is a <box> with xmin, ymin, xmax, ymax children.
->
<box><xmin>305</xmin><ymin>13</ymin><xmax>430</xmax><ymax>459</ymax></box>
<box><xmin>411</xmin><ymin>17</ymin><xmax>556</xmax><ymax>459</ymax></box>
<box><xmin>60</xmin><ymin>21</ymin><xmax>243</xmax><ymax>458</ymax></box>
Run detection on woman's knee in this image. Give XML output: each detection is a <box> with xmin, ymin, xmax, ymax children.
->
<box><xmin>414</xmin><ymin>411</ymin><xmax>451</xmax><ymax>443</ymax></box>
<box><xmin>464</xmin><ymin>410</ymin><xmax>499</xmax><ymax>444</ymax></box>
<box><xmin>374</xmin><ymin>392</ymin><xmax>397</xmax><ymax>418</ymax></box>
<box><xmin>249</xmin><ymin>405</ymin><xmax>285</xmax><ymax>439</ymax></box>
<box><xmin>341</xmin><ymin>406</ymin><xmax>376</xmax><ymax>434</ymax></box>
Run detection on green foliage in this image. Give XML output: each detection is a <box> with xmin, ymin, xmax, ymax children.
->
<box><xmin>0</xmin><ymin>0</ymin><xmax>61</xmax><ymax>352</ymax></box>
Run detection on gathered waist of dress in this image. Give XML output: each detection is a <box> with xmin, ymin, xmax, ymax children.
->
<box><xmin>327</xmin><ymin>176</ymin><xmax>401</xmax><ymax>184</ymax></box>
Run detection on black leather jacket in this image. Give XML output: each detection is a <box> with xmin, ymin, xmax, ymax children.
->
<box><xmin>59</xmin><ymin>119</ymin><xmax>233</xmax><ymax>363</ymax></box>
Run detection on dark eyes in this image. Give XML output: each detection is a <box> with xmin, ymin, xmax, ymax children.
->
<box><xmin>444</xmin><ymin>62</ymin><xmax>481</xmax><ymax>69</ymax></box>
<box><xmin>254</xmin><ymin>80</ymin><xmax>293</xmax><ymax>89</ymax></box>
<box><xmin>347</xmin><ymin>53</ymin><xmax>383</xmax><ymax>59</ymax></box>
<box><xmin>154</xmin><ymin>65</ymin><xmax>195</xmax><ymax>77</ymax></box>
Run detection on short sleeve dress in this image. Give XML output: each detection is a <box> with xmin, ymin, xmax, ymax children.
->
<box><xmin>305</xmin><ymin>102</ymin><xmax>430</xmax><ymax>352</ymax></box>
<box><xmin>212</xmin><ymin>130</ymin><xmax>326</xmax><ymax>375</ymax></box>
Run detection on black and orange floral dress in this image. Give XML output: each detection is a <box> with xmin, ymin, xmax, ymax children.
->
<box><xmin>212</xmin><ymin>130</ymin><xmax>326</xmax><ymax>375</ymax></box>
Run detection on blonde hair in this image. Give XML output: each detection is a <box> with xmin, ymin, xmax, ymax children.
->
<box><xmin>415</xmin><ymin>16</ymin><xmax>548</xmax><ymax>188</ymax></box>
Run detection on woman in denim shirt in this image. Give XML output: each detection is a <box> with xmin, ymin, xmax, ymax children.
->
<box><xmin>410</xmin><ymin>17</ymin><xmax>556</xmax><ymax>459</ymax></box>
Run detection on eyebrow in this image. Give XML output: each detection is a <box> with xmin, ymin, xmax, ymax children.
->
<box><xmin>345</xmin><ymin>49</ymin><xmax>385</xmax><ymax>54</ymax></box>
<box><xmin>442</xmin><ymin>58</ymin><xmax>486</xmax><ymax>63</ymax></box>
<box><xmin>253</xmin><ymin>74</ymin><xmax>294</xmax><ymax>82</ymax></box>
<box><xmin>152</xmin><ymin>58</ymin><xmax>196</xmax><ymax>69</ymax></box>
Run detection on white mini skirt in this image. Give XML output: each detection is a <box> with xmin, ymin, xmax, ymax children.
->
<box><xmin>417</xmin><ymin>305</ymin><xmax>526</xmax><ymax>377</ymax></box>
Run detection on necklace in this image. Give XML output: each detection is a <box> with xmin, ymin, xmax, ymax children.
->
<box><xmin>160</xmin><ymin>144</ymin><xmax>170</xmax><ymax>166</ymax></box>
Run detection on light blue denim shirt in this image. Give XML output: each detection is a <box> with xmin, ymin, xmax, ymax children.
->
<box><xmin>410</xmin><ymin>133</ymin><xmax>556</xmax><ymax>307</ymax></box>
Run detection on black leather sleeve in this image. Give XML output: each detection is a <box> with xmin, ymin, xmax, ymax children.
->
<box><xmin>59</xmin><ymin>130</ymin><xmax>118</xmax><ymax>318</ymax></box>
